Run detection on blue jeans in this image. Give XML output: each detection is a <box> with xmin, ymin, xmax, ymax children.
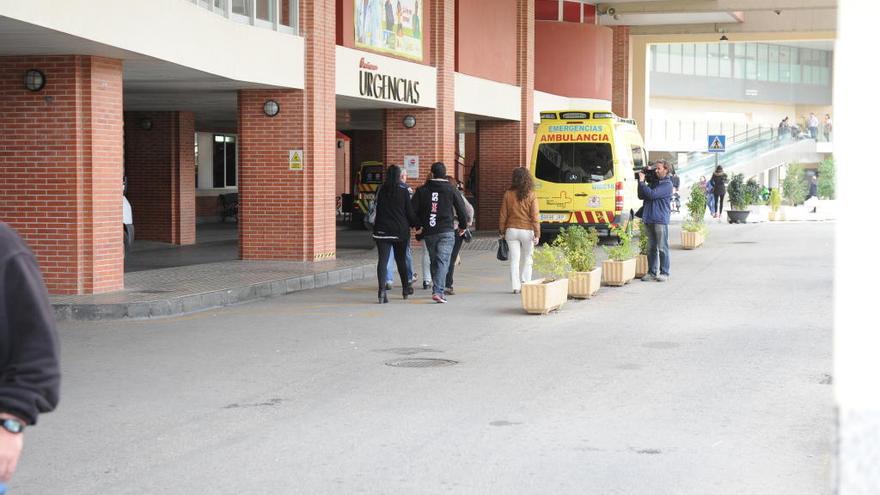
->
<box><xmin>386</xmin><ymin>244</ymin><xmax>413</xmax><ymax>283</ymax></box>
<box><xmin>645</xmin><ymin>223</ymin><xmax>670</xmax><ymax>276</ymax></box>
<box><xmin>424</xmin><ymin>231</ymin><xmax>455</xmax><ymax>295</ymax></box>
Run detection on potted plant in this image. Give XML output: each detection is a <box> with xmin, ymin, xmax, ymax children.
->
<box><xmin>780</xmin><ymin>163</ymin><xmax>808</xmax><ymax>221</ymax></box>
<box><xmin>768</xmin><ymin>188</ymin><xmax>782</xmax><ymax>221</ymax></box>
<box><xmin>743</xmin><ymin>178</ymin><xmax>769</xmax><ymax>222</ymax></box>
<box><xmin>681</xmin><ymin>183</ymin><xmax>708</xmax><ymax>249</ymax></box>
<box><xmin>726</xmin><ymin>173</ymin><xmax>750</xmax><ymax>224</ymax></box>
<box><xmin>601</xmin><ymin>224</ymin><xmax>637</xmax><ymax>286</ymax></box>
<box><xmin>635</xmin><ymin>220</ymin><xmax>649</xmax><ymax>277</ymax></box>
<box><xmin>553</xmin><ymin>226</ymin><xmax>601</xmax><ymax>299</ymax></box>
<box><xmin>521</xmin><ymin>245</ymin><xmax>570</xmax><ymax>314</ymax></box>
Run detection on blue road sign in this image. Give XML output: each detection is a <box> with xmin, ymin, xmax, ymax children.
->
<box><xmin>707</xmin><ymin>134</ymin><xmax>726</xmax><ymax>153</ymax></box>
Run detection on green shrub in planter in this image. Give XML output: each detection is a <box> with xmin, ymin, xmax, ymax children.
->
<box><xmin>603</xmin><ymin>224</ymin><xmax>636</xmax><ymax>262</ymax></box>
<box><xmin>531</xmin><ymin>245</ymin><xmax>570</xmax><ymax>282</ymax></box>
<box><xmin>818</xmin><ymin>157</ymin><xmax>835</xmax><ymax>199</ymax></box>
<box><xmin>782</xmin><ymin>163</ymin><xmax>806</xmax><ymax>206</ymax></box>
<box><xmin>728</xmin><ymin>173</ymin><xmax>747</xmax><ymax>210</ymax></box>
<box><xmin>686</xmin><ymin>183</ymin><xmax>707</xmax><ymax>223</ymax></box>
<box><xmin>638</xmin><ymin>220</ymin><xmax>649</xmax><ymax>255</ymax></box>
<box><xmin>744</xmin><ymin>178</ymin><xmax>763</xmax><ymax>205</ymax></box>
<box><xmin>769</xmin><ymin>188</ymin><xmax>781</xmax><ymax>213</ymax></box>
<box><xmin>552</xmin><ymin>226</ymin><xmax>598</xmax><ymax>272</ymax></box>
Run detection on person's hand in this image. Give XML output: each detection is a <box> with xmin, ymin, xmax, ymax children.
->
<box><xmin>638</xmin><ymin>172</ymin><xmax>646</xmax><ymax>182</ymax></box>
<box><xmin>457</xmin><ymin>229</ymin><xmax>465</xmax><ymax>236</ymax></box>
<box><xmin>0</xmin><ymin>428</ymin><xmax>24</xmax><ymax>483</ymax></box>
<box><xmin>532</xmin><ymin>236</ymin><xmax>539</xmax><ymax>246</ymax></box>
<box><xmin>412</xmin><ymin>227</ymin><xmax>423</xmax><ymax>235</ymax></box>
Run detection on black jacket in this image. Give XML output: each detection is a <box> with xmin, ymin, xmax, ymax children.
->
<box><xmin>372</xmin><ymin>183</ymin><xmax>418</xmax><ymax>242</ymax></box>
<box><xmin>0</xmin><ymin>222</ymin><xmax>60</xmax><ymax>425</ymax></box>
<box><xmin>412</xmin><ymin>179</ymin><xmax>469</xmax><ymax>237</ymax></box>
<box><xmin>711</xmin><ymin>172</ymin><xmax>728</xmax><ymax>195</ymax></box>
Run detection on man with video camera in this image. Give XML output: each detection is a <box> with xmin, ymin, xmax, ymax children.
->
<box><xmin>637</xmin><ymin>159</ymin><xmax>674</xmax><ymax>282</ymax></box>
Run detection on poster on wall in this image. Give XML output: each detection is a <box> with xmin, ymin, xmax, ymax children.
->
<box><xmin>354</xmin><ymin>0</ymin><xmax>423</xmax><ymax>61</ymax></box>
<box><xmin>404</xmin><ymin>155</ymin><xmax>419</xmax><ymax>179</ymax></box>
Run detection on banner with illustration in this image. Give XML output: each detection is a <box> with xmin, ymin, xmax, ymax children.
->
<box><xmin>354</xmin><ymin>0</ymin><xmax>423</xmax><ymax>61</ymax></box>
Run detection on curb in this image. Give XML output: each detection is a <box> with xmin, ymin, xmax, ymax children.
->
<box><xmin>53</xmin><ymin>262</ymin><xmax>376</xmax><ymax>322</ymax></box>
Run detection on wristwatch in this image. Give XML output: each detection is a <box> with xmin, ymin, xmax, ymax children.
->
<box><xmin>0</xmin><ymin>418</ymin><xmax>25</xmax><ymax>434</ymax></box>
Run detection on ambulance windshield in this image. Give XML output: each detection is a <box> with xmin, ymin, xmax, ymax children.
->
<box><xmin>362</xmin><ymin>166</ymin><xmax>384</xmax><ymax>184</ymax></box>
<box><xmin>535</xmin><ymin>143</ymin><xmax>613</xmax><ymax>183</ymax></box>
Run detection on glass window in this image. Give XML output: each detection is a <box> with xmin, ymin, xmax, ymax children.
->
<box><xmin>212</xmin><ymin>134</ymin><xmax>237</xmax><ymax>188</ymax></box>
<box><xmin>792</xmin><ymin>48</ymin><xmax>802</xmax><ymax>83</ymax></box>
<box><xmin>779</xmin><ymin>46</ymin><xmax>791</xmax><ymax>82</ymax></box>
<box><xmin>733</xmin><ymin>44</ymin><xmax>745</xmax><ymax>79</ymax></box>
<box><xmin>695</xmin><ymin>43</ymin><xmax>707</xmax><ymax>76</ymax></box>
<box><xmin>745</xmin><ymin>43</ymin><xmax>757</xmax><ymax>80</ymax></box>
<box><xmin>632</xmin><ymin>147</ymin><xmax>645</xmax><ymax>169</ymax></box>
<box><xmin>654</xmin><ymin>44</ymin><xmax>669</xmax><ymax>72</ymax></box>
<box><xmin>682</xmin><ymin>44</ymin><xmax>695</xmax><ymax>75</ymax></box>
<box><xmin>720</xmin><ymin>43</ymin><xmax>732</xmax><ymax>78</ymax></box>
<box><xmin>769</xmin><ymin>45</ymin><xmax>779</xmax><ymax>81</ymax></box>
<box><xmin>757</xmin><ymin>44</ymin><xmax>768</xmax><ymax>81</ymax></box>
<box><xmin>707</xmin><ymin>43</ymin><xmax>720</xmax><ymax>76</ymax></box>
<box><xmin>535</xmin><ymin>143</ymin><xmax>614</xmax><ymax>184</ymax></box>
<box><xmin>669</xmin><ymin>44</ymin><xmax>682</xmax><ymax>74</ymax></box>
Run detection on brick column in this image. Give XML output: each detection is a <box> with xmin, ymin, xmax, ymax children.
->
<box><xmin>384</xmin><ymin>0</ymin><xmax>455</xmax><ymax>180</ymax></box>
<box><xmin>612</xmin><ymin>26</ymin><xmax>630</xmax><ymax>118</ymax></box>
<box><xmin>475</xmin><ymin>0</ymin><xmax>534</xmax><ymax>231</ymax></box>
<box><xmin>123</xmin><ymin>111</ymin><xmax>196</xmax><ymax>245</ymax></box>
<box><xmin>0</xmin><ymin>56</ymin><xmax>124</xmax><ymax>295</ymax></box>
<box><xmin>238</xmin><ymin>0</ymin><xmax>335</xmax><ymax>261</ymax></box>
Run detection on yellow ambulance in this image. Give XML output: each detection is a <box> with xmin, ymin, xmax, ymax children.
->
<box><xmin>529</xmin><ymin>110</ymin><xmax>647</xmax><ymax>239</ymax></box>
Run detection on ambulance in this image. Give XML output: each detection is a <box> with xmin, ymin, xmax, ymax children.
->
<box><xmin>529</xmin><ymin>110</ymin><xmax>647</xmax><ymax>239</ymax></box>
<box><xmin>351</xmin><ymin>160</ymin><xmax>384</xmax><ymax>226</ymax></box>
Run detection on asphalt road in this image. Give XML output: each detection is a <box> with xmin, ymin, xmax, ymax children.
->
<box><xmin>15</xmin><ymin>220</ymin><xmax>834</xmax><ymax>494</ymax></box>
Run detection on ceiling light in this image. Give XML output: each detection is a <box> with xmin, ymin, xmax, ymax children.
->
<box><xmin>720</xmin><ymin>34</ymin><xmax>729</xmax><ymax>41</ymax></box>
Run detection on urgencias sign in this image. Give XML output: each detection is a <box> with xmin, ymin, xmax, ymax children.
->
<box><xmin>358</xmin><ymin>57</ymin><xmax>421</xmax><ymax>105</ymax></box>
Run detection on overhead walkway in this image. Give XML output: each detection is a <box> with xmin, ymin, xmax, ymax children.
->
<box><xmin>673</xmin><ymin>128</ymin><xmax>830</xmax><ymax>190</ymax></box>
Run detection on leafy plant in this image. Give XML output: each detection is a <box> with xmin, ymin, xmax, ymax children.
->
<box><xmin>686</xmin><ymin>183</ymin><xmax>707</xmax><ymax>223</ymax></box>
<box><xmin>604</xmin><ymin>224</ymin><xmax>636</xmax><ymax>262</ymax></box>
<box><xmin>637</xmin><ymin>219</ymin><xmax>649</xmax><ymax>255</ymax></box>
<box><xmin>682</xmin><ymin>219</ymin><xmax>708</xmax><ymax>236</ymax></box>
<box><xmin>818</xmin><ymin>157</ymin><xmax>835</xmax><ymax>199</ymax></box>
<box><xmin>744</xmin><ymin>178</ymin><xmax>763</xmax><ymax>205</ymax></box>
<box><xmin>552</xmin><ymin>226</ymin><xmax>598</xmax><ymax>272</ymax></box>
<box><xmin>531</xmin><ymin>245</ymin><xmax>570</xmax><ymax>282</ymax></box>
<box><xmin>769</xmin><ymin>188</ymin><xmax>781</xmax><ymax>212</ymax></box>
<box><xmin>727</xmin><ymin>173</ymin><xmax>747</xmax><ymax>210</ymax></box>
<box><xmin>782</xmin><ymin>163</ymin><xmax>807</xmax><ymax>205</ymax></box>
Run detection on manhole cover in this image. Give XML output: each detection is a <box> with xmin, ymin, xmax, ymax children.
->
<box><xmin>385</xmin><ymin>358</ymin><xmax>458</xmax><ymax>368</ymax></box>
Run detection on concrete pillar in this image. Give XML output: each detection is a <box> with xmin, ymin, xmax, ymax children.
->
<box><xmin>238</xmin><ymin>0</ymin><xmax>336</xmax><ymax>261</ymax></box>
<box><xmin>612</xmin><ymin>26</ymin><xmax>631</xmax><ymax>118</ymax></box>
<box><xmin>475</xmin><ymin>0</ymin><xmax>535</xmax><ymax>231</ymax></box>
<box><xmin>0</xmin><ymin>55</ymin><xmax>124</xmax><ymax>294</ymax></box>
<box><xmin>768</xmin><ymin>167</ymin><xmax>780</xmax><ymax>189</ymax></box>
<box><xmin>124</xmin><ymin>111</ymin><xmax>196</xmax><ymax>245</ymax></box>
<box><xmin>384</xmin><ymin>0</ymin><xmax>456</xmax><ymax>179</ymax></box>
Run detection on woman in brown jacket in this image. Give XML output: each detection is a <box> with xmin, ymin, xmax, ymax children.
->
<box><xmin>498</xmin><ymin>167</ymin><xmax>540</xmax><ymax>294</ymax></box>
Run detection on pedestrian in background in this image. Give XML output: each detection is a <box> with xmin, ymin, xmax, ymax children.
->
<box><xmin>808</xmin><ymin>112</ymin><xmax>819</xmax><ymax>140</ymax></box>
<box><xmin>443</xmin><ymin>178</ymin><xmax>474</xmax><ymax>295</ymax></box>
<box><xmin>384</xmin><ymin>168</ymin><xmax>416</xmax><ymax>290</ymax></box>
<box><xmin>823</xmin><ymin>114</ymin><xmax>832</xmax><ymax>142</ymax></box>
<box><xmin>412</xmin><ymin>162</ymin><xmax>468</xmax><ymax>304</ymax></box>
<box><xmin>372</xmin><ymin>165</ymin><xmax>419</xmax><ymax>303</ymax></box>
<box><xmin>498</xmin><ymin>167</ymin><xmax>540</xmax><ymax>294</ymax></box>
<box><xmin>0</xmin><ymin>222</ymin><xmax>61</xmax><ymax>486</ymax></box>
<box><xmin>710</xmin><ymin>166</ymin><xmax>728</xmax><ymax>218</ymax></box>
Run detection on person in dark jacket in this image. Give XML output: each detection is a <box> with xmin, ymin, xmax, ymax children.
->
<box><xmin>0</xmin><ymin>222</ymin><xmax>61</xmax><ymax>484</ymax></box>
<box><xmin>412</xmin><ymin>162</ymin><xmax>468</xmax><ymax>303</ymax></box>
<box><xmin>373</xmin><ymin>165</ymin><xmax>419</xmax><ymax>303</ymax></box>
<box><xmin>443</xmin><ymin>177</ymin><xmax>474</xmax><ymax>296</ymax></box>
<box><xmin>638</xmin><ymin>159</ymin><xmax>674</xmax><ymax>282</ymax></box>
<box><xmin>710</xmin><ymin>166</ymin><xmax>728</xmax><ymax>218</ymax></box>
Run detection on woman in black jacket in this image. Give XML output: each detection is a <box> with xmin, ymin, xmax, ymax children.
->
<box><xmin>373</xmin><ymin>165</ymin><xmax>419</xmax><ymax>303</ymax></box>
<box><xmin>710</xmin><ymin>166</ymin><xmax>728</xmax><ymax>218</ymax></box>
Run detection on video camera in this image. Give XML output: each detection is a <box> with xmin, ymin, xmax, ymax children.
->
<box><xmin>635</xmin><ymin>163</ymin><xmax>659</xmax><ymax>184</ymax></box>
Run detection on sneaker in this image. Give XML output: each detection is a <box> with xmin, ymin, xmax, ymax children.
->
<box><xmin>385</xmin><ymin>281</ymin><xmax>393</xmax><ymax>290</ymax></box>
<box><xmin>445</xmin><ymin>287</ymin><xmax>455</xmax><ymax>295</ymax></box>
<box><xmin>422</xmin><ymin>281</ymin><xmax>431</xmax><ymax>290</ymax></box>
<box><xmin>641</xmin><ymin>273</ymin><xmax>656</xmax><ymax>282</ymax></box>
<box><xmin>656</xmin><ymin>274</ymin><xmax>668</xmax><ymax>282</ymax></box>
<box><xmin>432</xmin><ymin>293</ymin><xmax>447</xmax><ymax>304</ymax></box>
<box><xmin>410</xmin><ymin>272</ymin><xmax>418</xmax><ymax>283</ymax></box>
<box><xmin>512</xmin><ymin>289</ymin><xmax>521</xmax><ymax>294</ymax></box>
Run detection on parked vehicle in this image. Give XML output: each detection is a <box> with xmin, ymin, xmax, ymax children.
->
<box><xmin>351</xmin><ymin>161</ymin><xmax>384</xmax><ymax>228</ymax></box>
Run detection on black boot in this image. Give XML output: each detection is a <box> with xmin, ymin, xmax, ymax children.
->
<box><xmin>378</xmin><ymin>289</ymin><xmax>388</xmax><ymax>304</ymax></box>
<box><xmin>403</xmin><ymin>284</ymin><xmax>414</xmax><ymax>299</ymax></box>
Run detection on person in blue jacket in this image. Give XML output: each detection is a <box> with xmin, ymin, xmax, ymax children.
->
<box><xmin>637</xmin><ymin>159</ymin><xmax>674</xmax><ymax>282</ymax></box>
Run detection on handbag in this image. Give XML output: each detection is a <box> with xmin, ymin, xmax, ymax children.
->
<box><xmin>496</xmin><ymin>238</ymin><xmax>509</xmax><ymax>261</ymax></box>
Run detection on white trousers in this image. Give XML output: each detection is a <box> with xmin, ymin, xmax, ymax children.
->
<box><xmin>505</xmin><ymin>228</ymin><xmax>535</xmax><ymax>291</ymax></box>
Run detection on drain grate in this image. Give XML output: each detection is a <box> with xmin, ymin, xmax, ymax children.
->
<box><xmin>385</xmin><ymin>358</ymin><xmax>458</xmax><ymax>368</ymax></box>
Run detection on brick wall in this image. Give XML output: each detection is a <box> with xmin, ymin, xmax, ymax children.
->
<box><xmin>475</xmin><ymin>0</ymin><xmax>534</xmax><ymax>232</ymax></box>
<box><xmin>0</xmin><ymin>56</ymin><xmax>124</xmax><ymax>294</ymax></box>
<box><xmin>612</xmin><ymin>26</ymin><xmax>630</xmax><ymax>118</ymax></box>
<box><xmin>124</xmin><ymin>111</ymin><xmax>196</xmax><ymax>245</ymax></box>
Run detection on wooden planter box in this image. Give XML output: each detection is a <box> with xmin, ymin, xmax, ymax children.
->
<box><xmin>568</xmin><ymin>267</ymin><xmax>602</xmax><ymax>299</ymax></box>
<box><xmin>635</xmin><ymin>254</ymin><xmax>648</xmax><ymax>277</ymax></box>
<box><xmin>521</xmin><ymin>278</ymin><xmax>569</xmax><ymax>314</ymax></box>
<box><xmin>681</xmin><ymin>230</ymin><xmax>704</xmax><ymax>250</ymax></box>
<box><xmin>601</xmin><ymin>258</ymin><xmax>636</xmax><ymax>286</ymax></box>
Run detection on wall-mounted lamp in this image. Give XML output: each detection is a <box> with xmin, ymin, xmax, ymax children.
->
<box><xmin>402</xmin><ymin>115</ymin><xmax>416</xmax><ymax>128</ymax></box>
<box><xmin>263</xmin><ymin>99</ymin><xmax>280</xmax><ymax>117</ymax></box>
<box><xmin>24</xmin><ymin>69</ymin><xmax>46</xmax><ymax>92</ymax></box>
<box><xmin>139</xmin><ymin>118</ymin><xmax>153</xmax><ymax>130</ymax></box>
<box><xmin>720</xmin><ymin>34</ymin><xmax>729</xmax><ymax>41</ymax></box>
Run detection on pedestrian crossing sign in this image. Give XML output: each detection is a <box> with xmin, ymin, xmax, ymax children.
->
<box><xmin>707</xmin><ymin>135</ymin><xmax>726</xmax><ymax>153</ymax></box>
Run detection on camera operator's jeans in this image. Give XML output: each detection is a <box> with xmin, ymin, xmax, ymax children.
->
<box><xmin>645</xmin><ymin>223</ymin><xmax>670</xmax><ymax>276</ymax></box>
<box><xmin>424</xmin><ymin>232</ymin><xmax>455</xmax><ymax>296</ymax></box>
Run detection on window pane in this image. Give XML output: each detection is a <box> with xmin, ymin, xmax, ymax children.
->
<box><xmin>669</xmin><ymin>44</ymin><xmax>682</xmax><ymax>73</ymax></box>
<box><xmin>779</xmin><ymin>46</ymin><xmax>791</xmax><ymax>82</ymax></box>
<box><xmin>695</xmin><ymin>43</ymin><xmax>707</xmax><ymax>76</ymax></box>
<box><xmin>757</xmin><ymin>44</ymin><xmax>768</xmax><ymax>81</ymax></box>
<box><xmin>707</xmin><ymin>43</ymin><xmax>720</xmax><ymax>76</ymax></box>
<box><xmin>720</xmin><ymin>43</ymin><xmax>732</xmax><ymax>78</ymax></box>
<box><xmin>535</xmin><ymin>143</ymin><xmax>614</xmax><ymax>184</ymax></box>
<box><xmin>769</xmin><ymin>45</ymin><xmax>779</xmax><ymax>81</ymax></box>
<box><xmin>745</xmin><ymin>43</ymin><xmax>757</xmax><ymax>80</ymax></box>
<box><xmin>655</xmin><ymin>44</ymin><xmax>669</xmax><ymax>72</ymax></box>
<box><xmin>682</xmin><ymin>44</ymin><xmax>695</xmax><ymax>75</ymax></box>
